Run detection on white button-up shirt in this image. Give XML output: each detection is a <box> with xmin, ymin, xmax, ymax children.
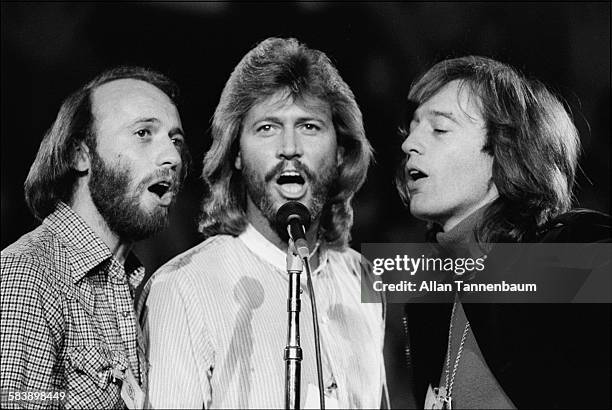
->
<box><xmin>141</xmin><ymin>225</ymin><xmax>386</xmax><ymax>409</ymax></box>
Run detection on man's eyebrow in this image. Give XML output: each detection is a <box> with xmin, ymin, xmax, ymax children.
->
<box><xmin>130</xmin><ymin>117</ymin><xmax>160</xmax><ymax>126</ymax></box>
<box><xmin>295</xmin><ymin>115</ymin><xmax>326</xmax><ymax>123</ymax></box>
<box><xmin>427</xmin><ymin>110</ymin><xmax>460</xmax><ymax>125</ymax></box>
<box><xmin>169</xmin><ymin>127</ymin><xmax>185</xmax><ymax>138</ymax></box>
<box><xmin>253</xmin><ymin>116</ymin><xmax>283</xmax><ymax>125</ymax></box>
<box><xmin>253</xmin><ymin>114</ymin><xmax>327</xmax><ymax>124</ymax></box>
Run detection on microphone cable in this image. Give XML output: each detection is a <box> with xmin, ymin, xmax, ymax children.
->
<box><xmin>302</xmin><ymin>256</ymin><xmax>325</xmax><ymax>410</ymax></box>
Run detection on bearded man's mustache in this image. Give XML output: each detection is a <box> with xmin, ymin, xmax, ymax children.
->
<box><xmin>264</xmin><ymin>160</ymin><xmax>316</xmax><ymax>184</ymax></box>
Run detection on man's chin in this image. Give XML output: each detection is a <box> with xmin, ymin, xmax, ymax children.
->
<box><xmin>272</xmin><ymin>196</ymin><xmax>313</xmax><ymax>216</ymax></box>
<box><xmin>115</xmin><ymin>203</ymin><xmax>171</xmax><ymax>240</ymax></box>
<box><xmin>248</xmin><ymin>183</ymin><xmax>321</xmax><ymax>227</ymax></box>
<box><xmin>145</xmin><ymin>206</ymin><xmax>171</xmax><ymax>228</ymax></box>
<box><xmin>409</xmin><ymin>201</ymin><xmax>434</xmax><ymax>222</ymax></box>
<box><xmin>129</xmin><ymin>217</ymin><xmax>169</xmax><ymax>241</ymax></box>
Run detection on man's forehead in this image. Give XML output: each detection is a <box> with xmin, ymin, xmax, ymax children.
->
<box><xmin>91</xmin><ymin>78</ymin><xmax>177</xmax><ymax>127</ymax></box>
<box><xmin>92</xmin><ymin>79</ymin><xmax>172</xmax><ymax>113</ymax></box>
<box><xmin>95</xmin><ymin>78</ymin><xmax>158</xmax><ymax>100</ymax></box>
<box><xmin>411</xmin><ymin>80</ymin><xmax>483</xmax><ymax>125</ymax></box>
<box><xmin>248</xmin><ymin>90</ymin><xmax>332</xmax><ymax>118</ymax></box>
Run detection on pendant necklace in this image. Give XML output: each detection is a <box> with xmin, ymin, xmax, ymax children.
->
<box><xmin>429</xmin><ymin>300</ymin><xmax>470</xmax><ymax>409</ymax></box>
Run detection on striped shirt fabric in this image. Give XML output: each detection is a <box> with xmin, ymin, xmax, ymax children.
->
<box><xmin>1</xmin><ymin>202</ymin><xmax>146</xmax><ymax>409</ymax></box>
<box><xmin>141</xmin><ymin>224</ymin><xmax>386</xmax><ymax>409</ymax></box>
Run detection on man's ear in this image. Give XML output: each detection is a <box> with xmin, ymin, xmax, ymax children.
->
<box><xmin>234</xmin><ymin>151</ymin><xmax>242</xmax><ymax>170</ymax></box>
<box><xmin>336</xmin><ymin>146</ymin><xmax>345</xmax><ymax>166</ymax></box>
<box><xmin>73</xmin><ymin>142</ymin><xmax>91</xmax><ymax>173</ymax></box>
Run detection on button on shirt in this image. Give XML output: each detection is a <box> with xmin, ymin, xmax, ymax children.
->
<box><xmin>141</xmin><ymin>224</ymin><xmax>386</xmax><ymax>409</ymax></box>
<box><xmin>1</xmin><ymin>202</ymin><xmax>146</xmax><ymax>409</ymax></box>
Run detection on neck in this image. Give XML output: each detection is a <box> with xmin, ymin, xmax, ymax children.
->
<box><xmin>70</xmin><ymin>182</ymin><xmax>133</xmax><ymax>264</ymax></box>
<box><xmin>436</xmin><ymin>204</ymin><xmax>491</xmax><ymax>258</ymax></box>
<box><xmin>441</xmin><ymin>189</ymin><xmax>499</xmax><ymax>232</ymax></box>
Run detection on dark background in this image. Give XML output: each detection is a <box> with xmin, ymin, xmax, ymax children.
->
<box><xmin>2</xmin><ymin>2</ymin><xmax>610</xmax><ymax>408</ymax></box>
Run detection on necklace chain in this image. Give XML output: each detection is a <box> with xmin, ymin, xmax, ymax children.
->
<box><xmin>443</xmin><ymin>300</ymin><xmax>470</xmax><ymax>399</ymax></box>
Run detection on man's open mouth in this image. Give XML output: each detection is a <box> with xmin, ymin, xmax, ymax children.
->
<box><xmin>408</xmin><ymin>168</ymin><xmax>428</xmax><ymax>181</ymax></box>
<box><xmin>276</xmin><ymin>170</ymin><xmax>307</xmax><ymax>198</ymax></box>
<box><xmin>148</xmin><ymin>181</ymin><xmax>172</xmax><ymax>198</ymax></box>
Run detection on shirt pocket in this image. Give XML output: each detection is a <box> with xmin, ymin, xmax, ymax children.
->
<box><xmin>67</xmin><ymin>344</ymin><xmax>113</xmax><ymax>390</ymax></box>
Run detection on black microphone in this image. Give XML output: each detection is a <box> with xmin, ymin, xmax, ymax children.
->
<box><xmin>275</xmin><ymin>201</ymin><xmax>311</xmax><ymax>258</ymax></box>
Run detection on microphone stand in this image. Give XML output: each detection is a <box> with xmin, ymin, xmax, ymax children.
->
<box><xmin>285</xmin><ymin>239</ymin><xmax>303</xmax><ymax>410</ymax></box>
<box><xmin>303</xmin><ymin>254</ymin><xmax>326</xmax><ymax>410</ymax></box>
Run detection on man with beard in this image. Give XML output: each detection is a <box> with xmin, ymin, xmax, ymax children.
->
<box><xmin>1</xmin><ymin>66</ymin><xmax>187</xmax><ymax>409</ymax></box>
<box><xmin>141</xmin><ymin>37</ymin><xmax>387</xmax><ymax>409</ymax></box>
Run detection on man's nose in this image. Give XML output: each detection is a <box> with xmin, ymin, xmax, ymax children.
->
<box><xmin>156</xmin><ymin>136</ymin><xmax>182</xmax><ymax>171</ymax></box>
<box><xmin>401</xmin><ymin>127</ymin><xmax>424</xmax><ymax>156</ymax></box>
<box><xmin>277</xmin><ymin>127</ymin><xmax>303</xmax><ymax>159</ymax></box>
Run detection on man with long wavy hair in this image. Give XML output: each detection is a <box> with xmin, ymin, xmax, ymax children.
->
<box><xmin>141</xmin><ymin>37</ymin><xmax>386</xmax><ymax>408</ymax></box>
<box><xmin>396</xmin><ymin>56</ymin><xmax>610</xmax><ymax>408</ymax></box>
<box><xmin>1</xmin><ymin>66</ymin><xmax>187</xmax><ymax>408</ymax></box>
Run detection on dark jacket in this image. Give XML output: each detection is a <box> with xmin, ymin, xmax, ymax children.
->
<box><xmin>404</xmin><ymin>210</ymin><xmax>611</xmax><ymax>409</ymax></box>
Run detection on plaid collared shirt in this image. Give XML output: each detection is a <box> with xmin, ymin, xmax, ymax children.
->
<box><xmin>1</xmin><ymin>202</ymin><xmax>146</xmax><ymax>409</ymax></box>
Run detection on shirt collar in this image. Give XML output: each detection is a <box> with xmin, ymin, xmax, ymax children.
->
<box><xmin>435</xmin><ymin>204</ymin><xmax>489</xmax><ymax>258</ymax></box>
<box><xmin>44</xmin><ymin>202</ymin><xmax>144</xmax><ymax>285</ymax></box>
<box><xmin>238</xmin><ymin>223</ymin><xmax>328</xmax><ymax>275</ymax></box>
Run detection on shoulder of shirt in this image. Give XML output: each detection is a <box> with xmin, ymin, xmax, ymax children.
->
<box><xmin>1</xmin><ymin>225</ymin><xmax>65</xmax><ymax>296</ymax></box>
<box><xmin>326</xmin><ymin>245</ymin><xmax>370</xmax><ymax>277</ymax></box>
<box><xmin>2</xmin><ymin>224</ymin><xmax>62</xmax><ymax>279</ymax></box>
<box><xmin>149</xmin><ymin>234</ymin><xmax>240</xmax><ymax>283</ymax></box>
<box><xmin>537</xmin><ymin>209</ymin><xmax>611</xmax><ymax>243</ymax></box>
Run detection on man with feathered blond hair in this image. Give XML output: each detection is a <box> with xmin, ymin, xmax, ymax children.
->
<box><xmin>141</xmin><ymin>37</ymin><xmax>387</xmax><ymax>409</ymax></box>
